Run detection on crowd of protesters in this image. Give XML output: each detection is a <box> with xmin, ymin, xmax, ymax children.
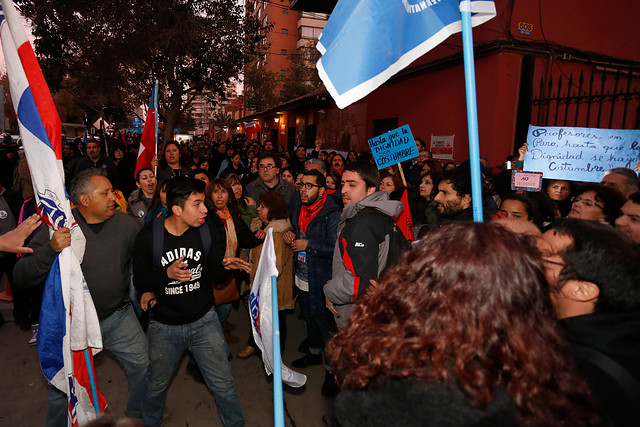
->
<box><xmin>1</xmin><ymin>128</ymin><xmax>639</xmax><ymax>426</ymax></box>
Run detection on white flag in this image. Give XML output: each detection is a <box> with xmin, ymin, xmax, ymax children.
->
<box><xmin>249</xmin><ymin>228</ymin><xmax>306</xmax><ymax>387</ymax></box>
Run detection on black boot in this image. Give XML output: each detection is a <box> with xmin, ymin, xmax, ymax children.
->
<box><xmin>291</xmin><ymin>352</ymin><xmax>323</xmax><ymax>369</ymax></box>
<box><xmin>321</xmin><ymin>370</ymin><xmax>339</xmax><ymax>397</ymax></box>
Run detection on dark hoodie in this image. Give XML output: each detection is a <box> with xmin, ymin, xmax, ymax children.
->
<box><xmin>560</xmin><ymin>311</ymin><xmax>640</xmax><ymax>426</ymax></box>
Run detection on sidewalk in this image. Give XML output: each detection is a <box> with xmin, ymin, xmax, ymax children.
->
<box><xmin>0</xmin><ymin>299</ymin><xmax>334</xmax><ymax>426</ymax></box>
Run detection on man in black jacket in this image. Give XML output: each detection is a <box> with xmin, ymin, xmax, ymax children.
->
<box><xmin>539</xmin><ymin>219</ymin><xmax>640</xmax><ymax>426</ymax></box>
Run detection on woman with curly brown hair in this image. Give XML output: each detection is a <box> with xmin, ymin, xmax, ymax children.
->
<box><xmin>328</xmin><ymin>222</ymin><xmax>600</xmax><ymax>427</ymax></box>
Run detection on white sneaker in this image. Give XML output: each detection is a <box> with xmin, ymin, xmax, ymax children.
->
<box><xmin>29</xmin><ymin>325</ymin><xmax>38</xmax><ymax>346</ymax></box>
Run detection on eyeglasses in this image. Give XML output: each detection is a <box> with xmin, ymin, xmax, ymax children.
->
<box><xmin>300</xmin><ymin>182</ymin><xmax>320</xmax><ymax>190</ymax></box>
<box><xmin>259</xmin><ymin>164</ymin><xmax>276</xmax><ymax>170</ymax></box>
<box><xmin>573</xmin><ymin>196</ymin><xmax>604</xmax><ymax>210</ymax></box>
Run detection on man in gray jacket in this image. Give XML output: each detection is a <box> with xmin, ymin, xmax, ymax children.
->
<box><xmin>324</xmin><ymin>162</ymin><xmax>405</xmax><ymax>329</ymax></box>
<box><xmin>14</xmin><ymin>168</ymin><xmax>148</xmax><ymax>425</ymax></box>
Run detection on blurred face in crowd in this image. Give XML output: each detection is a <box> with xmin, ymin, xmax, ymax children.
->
<box><xmin>86</xmin><ymin>141</ymin><xmax>100</xmax><ymax>160</ymax></box>
<box><xmin>114</xmin><ymin>147</ymin><xmax>124</xmax><ymax>160</ymax></box>
<box><xmin>264</xmin><ymin>141</ymin><xmax>274</xmax><ymax>151</ymax></box>
<box><xmin>300</xmin><ymin>175</ymin><xmax>324</xmax><ymax>206</ymax></box>
<box><xmin>230</xmin><ymin>180</ymin><xmax>243</xmax><ymax>200</ymax></box>
<box><xmin>418</xmin><ymin>150</ymin><xmax>430</xmax><ymax>164</ymax></box>
<box><xmin>258</xmin><ymin>156</ymin><xmax>279</xmax><ymax>184</ymax></box>
<box><xmin>537</xmin><ymin>229</ymin><xmax>572</xmax><ymax>288</ymax></box>
<box><xmin>318</xmin><ymin>151</ymin><xmax>327</xmax><ymax>161</ymax></box>
<box><xmin>217</xmin><ymin>144</ymin><xmax>226</xmax><ymax>154</ymax></box>
<box><xmin>200</xmin><ymin>161</ymin><xmax>209</xmax><ymax>171</ymax></box>
<box><xmin>281</xmin><ymin>169</ymin><xmax>294</xmax><ymax>184</ymax></box>
<box><xmin>257</xmin><ymin>202</ymin><xmax>270</xmax><ymax>224</ymax></box>
<box><xmin>280</xmin><ymin>157</ymin><xmax>289</xmax><ymax>169</ymax></box>
<box><xmin>418</xmin><ymin>175</ymin><xmax>434</xmax><ymax>200</ymax></box>
<box><xmin>211</xmin><ymin>185</ymin><xmax>229</xmax><ymax>212</ymax></box>
<box><xmin>568</xmin><ymin>191</ymin><xmax>605</xmax><ymax>222</ymax></box>
<box><xmin>231</xmin><ymin>154</ymin><xmax>242</xmax><ymax>167</ymax></box>
<box><xmin>499</xmin><ymin>199</ymin><xmax>530</xmax><ymax>220</ymax></box>
<box><xmin>136</xmin><ymin>169</ymin><xmax>157</xmax><ymax>198</ymax></box>
<box><xmin>326</xmin><ymin>175</ymin><xmax>336</xmax><ymax>190</ymax></box>
<box><xmin>601</xmin><ymin>172</ymin><xmax>631</xmax><ymax>198</ymax></box>
<box><xmin>615</xmin><ymin>200</ymin><xmax>640</xmax><ymax>242</ymax></box>
<box><xmin>332</xmin><ymin>155</ymin><xmax>344</xmax><ymax>171</ymax></box>
<box><xmin>348</xmin><ymin>151</ymin><xmax>357</xmax><ymax>162</ymax></box>
<box><xmin>547</xmin><ymin>180</ymin><xmax>571</xmax><ymax>202</ymax></box>
<box><xmin>341</xmin><ymin>170</ymin><xmax>374</xmax><ymax>207</ymax></box>
<box><xmin>434</xmin><ymin>180</ymin><xmax>471</xmax><ymax>216</ymax></box>
<box><xmin>380</xmin><ymin>176</ymin><xmax>396</xmax><ymax>194</ymax></box>
<box><xmin>296</xmin><ymin>146</ymin><xmax>307</xmax><ymax>161</ymax></box>
<box><xmin>193</xmin><ymin>172</ymin><xmax>210</xmax><ymax>187</ymax></box>
<box><xmin>164</xmin><ymin>143</ymin><xmax>180</xmax><ymax>166</ymax></box>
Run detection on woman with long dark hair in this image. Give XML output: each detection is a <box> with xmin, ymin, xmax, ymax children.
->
<box><xmin>328</xmin><ymin>222</ymin><xmax>600</xmax><ymax>427</ymax></box>
<box><xmin>153</xmin><ymin>141</ymin><xmax>190</xmax><ymax>183</ymax></box>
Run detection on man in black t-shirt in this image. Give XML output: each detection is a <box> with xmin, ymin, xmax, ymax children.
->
<box><xmin>133</xmin><ymin>177</ymin><xmax>249</xmax><ymax>427</ymax></box>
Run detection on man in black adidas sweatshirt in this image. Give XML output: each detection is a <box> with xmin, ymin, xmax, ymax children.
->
<box><xmin>133</xmin><ymin>177</ymin><xmax>249</xmax><ymax>427</ymax></box>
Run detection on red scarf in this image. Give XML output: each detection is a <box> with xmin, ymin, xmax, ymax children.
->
<box><xmin>299</xmin><ymin>190</ymin><xmax>334</xmax><ymax>233</ymax></box>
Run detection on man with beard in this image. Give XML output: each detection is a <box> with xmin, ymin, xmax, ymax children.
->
<box><xmin>433</xmin><ymin>163</ymin><xmax>495</xmax><ymax>226</ymax></box>
<box><xmin>615</xmin><ymin>192</ymin><xmax>640</xmax><ymax>243</ymax></box>
<box><xmin>284</xmin><ymin>169</ymin><xmax>342</xmax><ymax>395</ymax></box>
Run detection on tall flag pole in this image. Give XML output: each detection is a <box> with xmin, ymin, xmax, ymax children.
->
<box><xmin>135</xmin><ymin>81</ymin><xmax>159</xmax><ymax>178</ymax></box>
<box><xmin>460</xmin><ymin>1</ymin><xmax>484</xmax><ymax>222</ymax></box>
<box><xmin>0</xmin><ymin>1</ymin><xmax>106</xmax><ymax>425</ymax></box>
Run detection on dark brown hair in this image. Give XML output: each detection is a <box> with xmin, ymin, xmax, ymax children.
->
<box><xmin>328</xmin><ymin>222</ymin><xmax>599</xmax><ymax>426</ymax></box>
<box><xmin>258</xmin><ymin>191</ymin><xmax>289</xmax><ymax>221</ymax></box>
<box><xmin>207</xmin><ymin>178</ymin><xmax>240</xmax><ymax>218</ymax></box>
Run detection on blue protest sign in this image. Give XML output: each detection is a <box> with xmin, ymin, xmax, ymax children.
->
<box><xmin>368</xmin><ymin>125</ymin><xmax>418</xmax><ymax>169</ymax></box>
<box><xmin>524</xmin><ymin>125</ymin><xmax>640</xmax><ymax>182</ymax></box>
<box><xmin>132</xmin><ymin>117</ymin><xmax>143</xmax><ymax>128</ymax></box>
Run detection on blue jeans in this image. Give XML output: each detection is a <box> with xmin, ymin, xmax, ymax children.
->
<box><xmin>47</xmin><ymin>302</ymin><xmax>149</xmax><ymax>426</ymax></box>
<box><xmin>143</xmin><ymin>306</ymin><xmax>244</xmax><ymax>427</ymax></box>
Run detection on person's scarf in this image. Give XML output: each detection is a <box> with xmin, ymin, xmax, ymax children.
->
<box><xmin>298</xmin><ymin>190</ymin><xmax>333</xmax><ymax>233</ymax></box>
<box><xmin>216</xmin><ymin>207</ymin><xmax>237</xmax><ymax>257</ymax></box>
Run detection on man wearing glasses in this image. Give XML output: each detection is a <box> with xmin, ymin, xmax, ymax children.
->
<box><xmin>245</xmin><ymin>152</ymin><xmax>294</xmax><ymax>206</ymax></box>
<box><xmin>284</xmin><ymin>169</ymin><xmax>342</xmax><ymax>395</ymax></box>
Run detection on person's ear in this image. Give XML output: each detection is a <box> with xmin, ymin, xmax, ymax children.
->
<box><xmin>461</xmin><ymin>193</ymin><xmax>472</xmax><ymax>209</ymax></box>
<box><xmin>563</xmin><ymin>280</ymin><xmax>600</xmax><ymax>303</ymax></box>
<box><xmin>171</xmin><ymin>205</ymin><xmax>182</xmax><ymax>217</ymax></box>
<box><xmin>79</xmin><ymin>194</ymin><xmax>91</xmax><ymax>208</ymax></box>
<box><xmin>367</xmin><ymin>187</ymin><xmax>376</xmax><ymax>196</ymax></box>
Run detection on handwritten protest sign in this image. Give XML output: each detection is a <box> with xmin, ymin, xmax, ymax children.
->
<box><xmin>368</xmin><ymin>125</ymin><xmax>418</xmax><ymax>169</ymax></box>
<box><xmin>511</xmin><ymin>170</ymin><xmax>543</xmax><ymax>192</ymax></box>
<box><xmin>524</xmin><ymin>125</ymin><xmax>640</xmax><ymax>182</ymax></box>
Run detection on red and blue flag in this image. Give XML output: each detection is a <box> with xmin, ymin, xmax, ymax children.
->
<box><xmin>135</xmin><ymin>82</ymin><xmax>158</xmax><ymax>178</ymax></box>
<box><xmin>0</xmin><ymin>1</ymin><xmax>106</xmax><ymax>425</ymax></box>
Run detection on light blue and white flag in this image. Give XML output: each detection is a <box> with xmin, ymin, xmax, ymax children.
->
<box><xmin>249</xmin><ymin>228</ymin><xmax>306</xmax><ymax>387</ymax></box>
<box><xmin>317</xmin><ymin>0</ymin><xmax>496</xmax><ymax>108</ymax></box>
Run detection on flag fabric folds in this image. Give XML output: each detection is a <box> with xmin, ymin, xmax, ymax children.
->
<box><xmin>0</xmin><ymin>1</ymin><xmax>106</xmax><ymax>425</ymax></box>
<box><xmin>394</xmin><ymin>189</ymin><xmax>415</xmax><ymax>242</ymax></box>
<box><xmin>316</xmin><ymin>0</ymin><xmax>496</xmax><ymax>109</ymax></box>
<box><xmin>244</xmin><ymin>120</ymin><xmax>261</xmax><ymax>136</ymax></box>
<box><xmin>135</xmin><ymin>82</ymin><xmax>158</xmax><ymax>179</ymax></box>
<box><xmin>249</xmin><ymin>228</ymin><xmax>306</xmax><ymax>388</ymax></box>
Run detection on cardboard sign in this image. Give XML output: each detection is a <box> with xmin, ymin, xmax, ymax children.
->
<box><xmin>368</xmin><ymin>125</ymin><xmax>419</xmax><ymax>169</ymax></box>
<box><xmin>511</xmin><ymin>170</ymin><xmax>543</xmax><ymax>192</ymax></box>
<box><xmin>524</xmin><ymin>125</ymin><xmax>640</xmax><ymax>182</ymax></box>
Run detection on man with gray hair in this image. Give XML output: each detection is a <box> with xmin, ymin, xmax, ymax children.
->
<box><xmin>305</xmin><ymin>158</ymin><xmax>327</xmax><ymax>175</ymax></box>
<box><xmin>14</xmin><ymin>168</ymin><xmax>148</xmax><ymax>425</ymax></box>
<box><xmin>601</xmin><ymin>167</ymin><xmax>640</xmax><ymax>199</ymax></box>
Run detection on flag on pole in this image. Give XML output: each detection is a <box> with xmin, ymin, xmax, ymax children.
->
<box><xmin>0</xmin><ymin>1</ymin><xmax>106</xmax><ymax>425</ymax></box>
<box><xmin>394</xmin><ymin>189</ymin><xmax>415</xmax><ymax>242</ymax></box>
<box><xmin>243</xmin><ymin>120</ymin><xmax>261</xmax><ymax>136</ymax></box>
<box><xmin>316</xmin><ymin>0</ymin><xmax>496</xmax><ymax>109</ymax></box>
<box><xmin>135</xmin><ymin>82</ymin><xmax>158</xmax><ymax>178</ymax></box>
<box><xmin>249</xmin><ymin>228</ymin><xmax>306</xmax><ymax>388</ymax></box>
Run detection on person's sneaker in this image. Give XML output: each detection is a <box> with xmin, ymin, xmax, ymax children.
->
<box><xmin>321</xmin><ymin>371</ymin><xmax>339</xmax><ymax>397</ymax></box>
<box><xmin>29</xmin><ymin>326</ymin><xmax>38</xmax><ymax>346</ymax></box>
<box><xmin>291</xmin><ymin>353</ymin><xmax>323</xmax><ymax>369</ymax></box>
<box><xmin>186</xmin><ymin>362</ymin><xmax>205</xmax><ymax>384</ymax></box>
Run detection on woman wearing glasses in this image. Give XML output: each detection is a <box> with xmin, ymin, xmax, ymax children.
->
<box><xmin>568</xmin><ymin>183</ymin><xmax>625</xmax><ymax>225</ymax></box>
